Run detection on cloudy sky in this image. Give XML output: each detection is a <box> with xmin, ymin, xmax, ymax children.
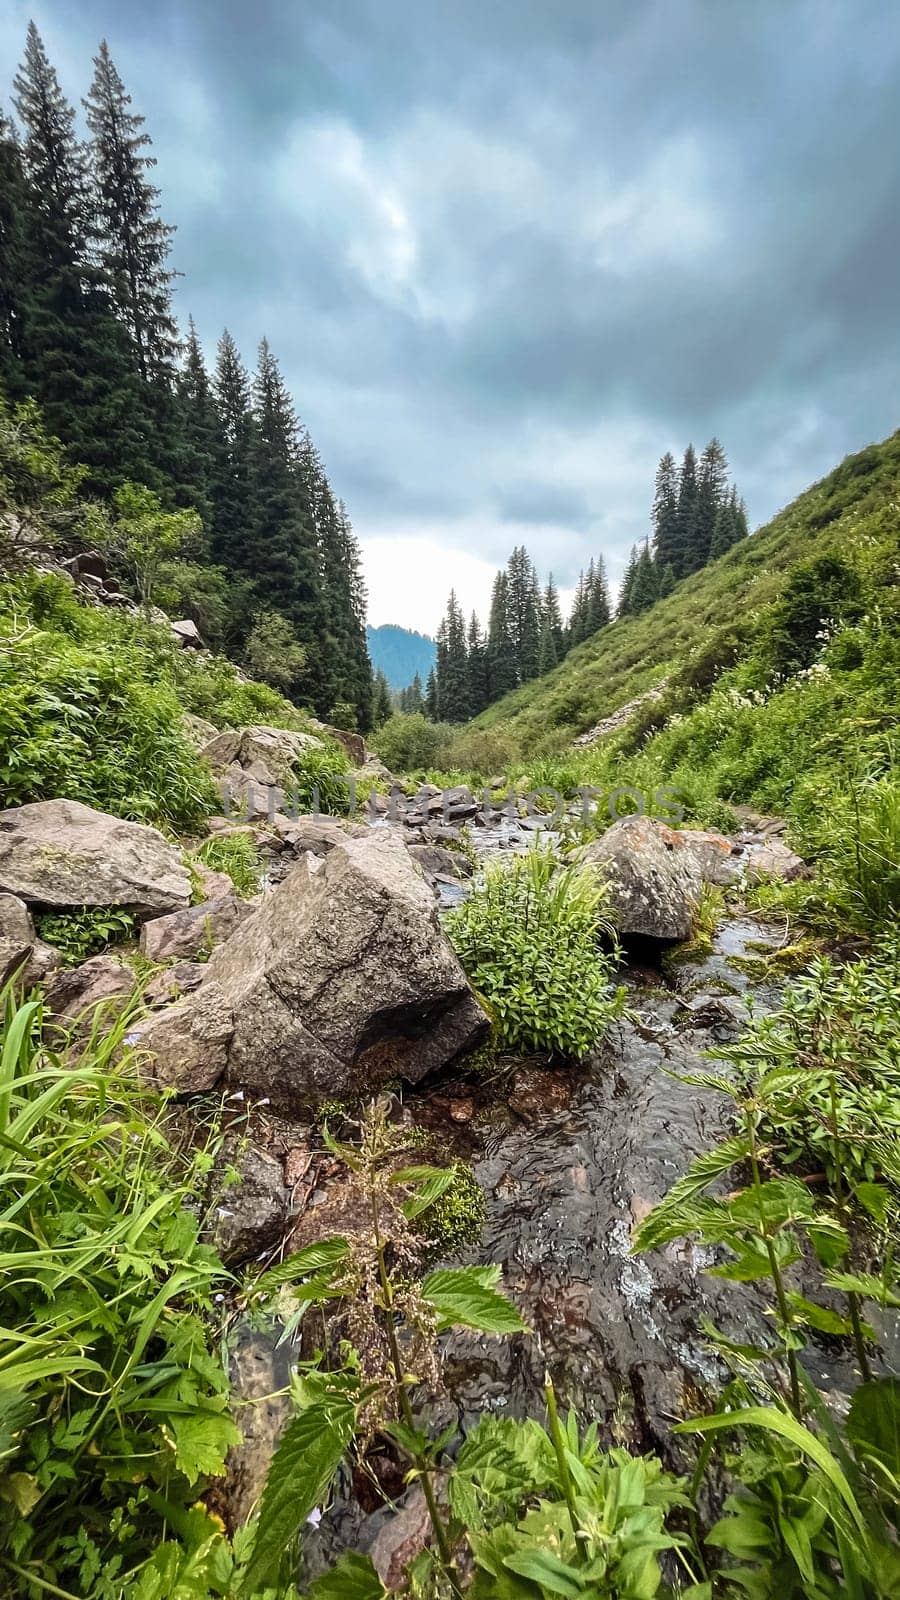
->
<box><xmin>2</xmin><ymin>1</ymin><xmax>899</xmax><ymax>630</ymax></box>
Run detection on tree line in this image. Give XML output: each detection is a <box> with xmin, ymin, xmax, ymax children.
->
<box><xmin>618</xmin><ymin>439</ymin><xmax>748</xmax><ymax>618</ymax></box>
<box><xmin>0</xmin><ymin>24</ymin><xmax>372</xmax><ymax>727</ymax></box>
<box><xmin>424</xmin><ymin>546</ymin><xmax>611</xmax><ymax>723</ymax></box>
<box><xmin>418</xmin><ymin>442</ymin><xmax>748</xmax><ymax>722</ymax></box>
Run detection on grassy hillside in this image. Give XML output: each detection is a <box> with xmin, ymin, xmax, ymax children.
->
<box><xmin>475</xmin><ymin>430</ymin><xmax>900</xmax><ymax>749</ymax></box>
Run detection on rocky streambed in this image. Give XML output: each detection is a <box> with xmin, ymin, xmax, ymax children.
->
<box><xmin>1</xmin><ymin>775</ymin><xmax>895</xmax><ymax>1582</ymax></box>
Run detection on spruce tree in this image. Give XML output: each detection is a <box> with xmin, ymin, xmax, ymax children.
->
<box><xmin>588</xmin><ymin>555</ymin><xmax>612</xmax><ymax>631</ymax></box>
<box><xmin>211</xmin><ymin>329</ymin><xmax>255</xmax><ymax>572</ymax></box>
<box><xmin>405</xmin><ymin>671</ymin><xmax>424</xmax><ymax>714</ymax></box>
<box><xmin>437</xmin><ymin>590</ymin><xmax>470</xmax><ymax>722</ymax></box>
<box><xmin>84</xmin><ymin>42</ymin><xmax>178</xmax><ymax>387</ymax></box>
<box><xmin>176</xmin><ymin>318</ymin><xmax>222</xmax><ymax>524</ymax></box>
<box><xmin>537</xmin><ymin>612</ymin><xmax>558</xmax><ymax>674</ymax></box>
<box><xmin>630</xmin><ymin>541</ymin><xmax>660</xmax><ymax>613</ymax></box>
<box><xmin>487</xmin><ymin>570</ymin><xmax>517</xmax><ymax>700</ymax></box>
<box><xmin>424</xmin><ymin>665</ymin><xmax>439</xmax><ymax>721</ymax></box>
<box><xmin>651</xmin><ymin>451</ymin><xmax>680</xmax><ymax>571</ymax></box>
<box><xmin>248</xmin><ymin>338</ymin><xmax>322</xmax><ymax>696</ymax></box>
<box><xmin>506</xmin><ymin>545</ymin><xmax>541</xmax><ymax>682</ymax></box>
<box><xmin>694</xmin><ymin>437</ymin><xmax>729</xmax><ymax>570</ymax></box>
<box><xmin>0</xmin><ymin>108</ymin><xmax>29</xmax><ymax>396</ymax></box>
<box><xmin>466</xmin><ymin>610</ymin><xmax>489</xmax><ymax>715</ymax></box>
<box><xmin>542</xmin><ymin>574</ymin><xmax>565</xmax><ymax>658</ymax></box>
<box><xmin>373</xmin><ymin>670</ymin><xmax>393</xmax><ymax>725</ymax></box>
<box><xmin>13</xmin><ymin>23</ymin><xmax>146</xmax><ymax>489</ymax></box>
<box><xmin>567</xmin><ymin>571</ymin><xmax>587</xmax><ymax>645</ymax></box>
<box><xmin>617</xmin><ymin>546</ymin><xmax>639</xmax><ymax>617</ymax></box>
<box><xmin>675</xmin><ymin>444</ymin><xmax>700</xmax><ymax>577</ymax></box>
<box><xmin>658</xmin><ymin>562</ymin><xmax>676</xmax><ymax>598</ymax></box>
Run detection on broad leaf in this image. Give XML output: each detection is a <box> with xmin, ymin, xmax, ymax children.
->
<box><xmin>238</xmin><ymin>1400</ymin><xmax>355</xmax><ymax>1595</ymax></box>
<box><xmin>502</xmin><ymin>1546</ymin><xmax>585</xmax><ymax>1596</ymax></box>
<box><xmin>422</xmin><ymin>1266</ymin><xmax>528</xmax><ymax>1334</ymax></box>
<box><xmin>251</xmin><ymin>1239</ymin><xmax>349</xmax><ymax>1297</ymax></box>
<box><xmin>308</xmin><ymin>1552</ymin><xmax>387</xmax><ymax>1599</ymax></box>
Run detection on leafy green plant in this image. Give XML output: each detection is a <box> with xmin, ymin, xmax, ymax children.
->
<box><xmin>713</xmin><ymin>939</ymin><xmax>900</xmax><ymax>1198</ymax></box>
<box><xmin>445</xmin><ymin>848</ymin><xmax>625</xmax><ymax>1058</ymax></box>
<box><xmin>676</xmin><ymin>1391</ymin><xmax>900</xmax><ymax>1598</ymax></box>
<box><xmin>191</xmin><ymin>833</ymin><xmax>261</xmax><ymax>899</ymax></box>
<box><xmin>416</xmin><ymin>1159</ymin><xmax>486</xmax><ymax>1258</ymax></box>
<box><xmin>0</xmin><ymin>579</ymin><xmax>219</xmax><ymax>828</ymax></box>
<box><xmin>286</xmin><ymin>745</ymin><xmax>353</xmax><ymax>816</ymax></box>
<box><xmin>34</xmin><ymin>904</ymin><xmax>137</xmax><ymax>965</ymax></box>
<box><xmin>0</xmin><ymin>983</ymin><xmax>239</xmax><ymax>1597</ymax></box>
<box><xmin>448</xmin><ymin>1392</ymin><xmax>697</xmax><ymax>1599</ymax></box>
<box><xmin>243</xmin><ymin>1102</ymin><xmax>528</xmax><ymax>1597</ymax></box>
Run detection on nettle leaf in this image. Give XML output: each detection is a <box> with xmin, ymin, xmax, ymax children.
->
<box><xmin>421</xmin><ymin>1266</ymin><xmax>528</xmax><ymax>1335</ymax></box>
<box><xmin>399</xmin><ymin>1168</ymin><xmax>457</xmax><ymax>1220</ymax></box>
<box><xmin>239</xmin><ymin>1400</ymin><xmax>356</xmax><ymax>1596</ymax></box>
<box><xmin>631</xmin><ymin>1135</ymin><xmax>750</xmax><ymax>1253</ymax></box>
<box><xmin>250</xmin><ymin>1238</ymin><xmax>350</xmax><ymax>1297</ymax></box>
<box><xmin>308</xmin><ymin>1552</ymin><xmax>387</xmax><ymax>1599</ymax></box>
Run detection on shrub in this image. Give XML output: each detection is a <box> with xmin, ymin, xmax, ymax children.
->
<box><xmin>172</xmin><ymin>651</ymin><xmax>313</xmax><ymax>731</ymax></box>
<box><xmin>445</xmin><ymin>848</ymin><xmax>624</xmax><ymax>1058</ymax></box>
<box><xmin>34</xmin><ymin>905</ymin><xmax>136</xmax><ymax>965</ymax></box>
<box><xmin>817</xmin><ymin>758</ymin><xmax>900</xmax><ymax>928</ymax></box>
<box><xmin>244</xmin><ymin>608</ymin><xmax>307</xmax><ymax>691</ymax></box>
<box><xmin>714</xmin><ymin>937</ymin><xmax>900</xmax><ymax>1195</ymax></box>
<box><xmin>757</xmin><ymin>554</ymin><xmax>863</xmax><ymax>679</ymax></box>
<box><xmin>190</xmin><ymin>833</ymin><xmax>260</xmax><ymax>899</ymax></box>
<box><xmin>289</xmin><ymin>744</ymin><xmax>353</xmax><ymax>816</ymax></box>
<box><xmin>372</xmin><ymin>712</ymin><xmax>452</xmax><ymax>772</ymax></box>
<box><xmin>0</xmin><ymin>604</ymin><xmax>218</xmax><ymax>829</ymax></box>
<box><xmin>0</xmin><ymin>985</ymin><xmax>238</xmax><ymax>1594</ymax></box>
<box><xmin>443</xmin><ymin>727</ymin><xmax>518</xmax><ymax>778</ymax></box>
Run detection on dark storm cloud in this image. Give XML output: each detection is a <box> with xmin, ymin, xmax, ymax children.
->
<box><xmin>2</xmin><ymin>0</ymin><xmax>898</xmax><ymax>622</ymax></box>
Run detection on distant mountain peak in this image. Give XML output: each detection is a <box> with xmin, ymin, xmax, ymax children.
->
<box><xmin>367</xmin><ymin>624</ymin><xmax>437</xmax><ymax>690</ymax></box>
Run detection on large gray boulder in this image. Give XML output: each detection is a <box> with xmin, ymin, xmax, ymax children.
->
<box><xmin>200</xmin><ymin>725</ymin><xmax>323</xmax><ymax>786</ymax></box>
<box><xmin>0</xmin><ymin>892</ymin><xmax>36</xmax><ymax>986</ymax></box>
<box><xmin>139</xmin><ymin>895</ymin><xmax>253</xmax><ymax>963</ymax></box>
<box><xmin>578</xmin><ymin>816</ymin><xmax>702</xmax><ymax>941</ymax></box>
<box><xmin>133</xmin><ymin>831</ymin><xmax>488</xmax><ymax>1106</ymax></box>
<box><xmin>0</xmin><ymin>800</ymin><xmax>192</xmax><ymax>914</ymax></box>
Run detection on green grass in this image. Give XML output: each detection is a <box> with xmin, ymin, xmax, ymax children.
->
<box><xmin>473</xmin><ymin>430</ymin><xmax>900</xmax><ymax>751</ymax></box>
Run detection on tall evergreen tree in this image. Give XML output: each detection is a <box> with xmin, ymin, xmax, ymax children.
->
<box><xmin>466</xmin><ymin>610</ymin><xmax>489</xmax><ymax>715</ymax></box>
<box><xmin>651</xmin><ymin>451</ymin><xmax>680</xmax><ymax>571</ymax></box>
<box><xmin>506</xmin><ymin>545</ymin><xmax>541</xmax><ymax>682</ymax></box>
<box><xmin>13</xmin><ymin>22</ymin><xmax>146</xmax><ymax>488</ymax></box>
<box><xmin>589</xmin><ymin>554</ymin><xmax>612</xmax><ymax>629</ymax></box>
<box><xmin>176</xmin><ymin>318</ymin><xmax>222</xmax><ymax>523</ymax></box>
<box><xmin>694</xmin><ymin>437</ymin><xmax>729</xmax><ymax>570</ymax></box>
<box><xmin>617</xmin><ymin>545</ymin><xmax>639</xmax><ymax>618</ymax></box>
<box><xmin>210</xmin><ymin>328</ymin><xmax>255</xmax><ymax>572</ymax></box>
<box><xmin>424</xmin><ymin>665</ymin><xmax>439</xmax><ymax>721</ymax></box>
<box><xmin>0</xmin><ymin>107</ymin><xmax>29</xmax><ymax>396</ymax></box>
<box><xmin>373</xmin><ymin>669</ymin><xmax>393</xmax><ymax>726</ymax></box>
<box><xmin>675</xmin><ymin>444</ymin><xmax>700</xmax><ymax>578</ymax></box>
<box><xmin>84</xmin><ymin>42</ymin><xmax>178</xmax><ymax>388</ymax></box>
<box><xmin>436</xmin><ymin>590</ymin><xmax>470</xmax><ymax>722</ymax></box>
<box><xmin>567</xmin><ymin>570</ymin><xmax>588</xmax><ymax>645</ymax></box>
<box><xmin>248</xmin><ymin>338</ymin><xmax>322</xmax><ymax>695</ymax></box>
<box><xmin>487</xmin><ymin>570</ymin><xmax>517</xmax><ymax>701</ymax></box>
<box><xmin>542</xmin><ymin>574</ymin><xmax>565</xmax><ymax>658</ymax></box>
<box><xmin>630</xmin><ymin>541</ymin><xmax>660</xmax><ymax>613</ymax></box>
